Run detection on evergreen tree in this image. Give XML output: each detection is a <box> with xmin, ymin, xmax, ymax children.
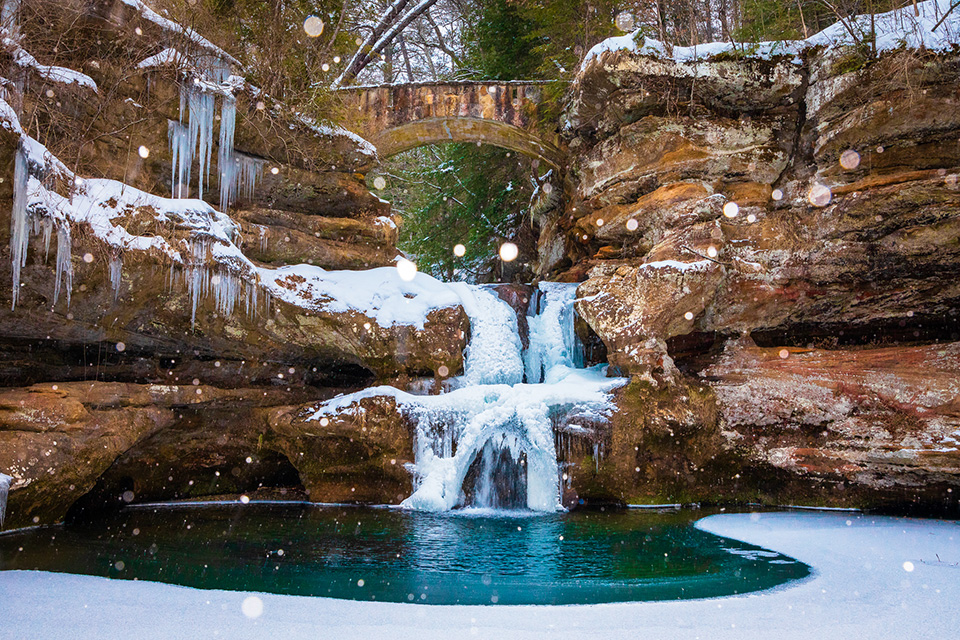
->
<box><xmin>462</xmin><ymin>0</ymin><xmax>540</xmax><ymax>80</ymax></box>
<box><xmin>380</xmin><ymin>144</ymin><xmax>537</xmax><ymax>282</ymax></box>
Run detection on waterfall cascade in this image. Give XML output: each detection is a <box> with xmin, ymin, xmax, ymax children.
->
<box><xmin>400</xmin><ymin>282</ymin><xmax>622</xmax><ymax>512</ymax></box>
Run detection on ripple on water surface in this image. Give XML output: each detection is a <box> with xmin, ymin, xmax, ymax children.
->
<box><xmin>0</xmin><ymin>504</ymin><xmax>809</xmax><ymax>605</ymax></box>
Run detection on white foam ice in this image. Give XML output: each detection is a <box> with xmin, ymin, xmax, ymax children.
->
<box><xmin>447</xmin><ymin>283</ymin><xmax>524</xmax><ymax>387</ymax></box>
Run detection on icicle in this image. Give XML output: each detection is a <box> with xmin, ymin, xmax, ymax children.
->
<box><xmin>235</xmin><ymin>153</ymin><xmax>265</xmax><ymax>204</ymax></box>
<box><xmin>41</xmin><ymin>217</ymin><xmax>52</xmax><ymax>262</ymax></box>
<box><xmin>203</xmin><ymin>56</ymin><xmax>232</xmax><ymax>84</ymax></box>
<box><xmin>245</xmin><ymin>279</ymin><xmax>260</xmax><ymax>318</ymax></box>
<box><xmin>10</xmin><ymin>144</ymin><xmax>29</xmax><ymax>310</ymax></box>
<box><xmin>212</xmin><ymin>270</ymin><xmax>240</xmax><ymax>317</ymax></box>
<box><xmin>218</xmin><ymin>97</ymin><xmax>237</xmax><ymax>209</ymax></box>
<box><xmin>257</xmin><ymin>224</ymin><xmax>269</xmax><ymax>252</ymax></box>
<box><xmin>52</xmin><ymin>224</ymin><xmax>72</xmax><ymax>307</ymax></box>
<box><xmin>188</xmin><ymin>89</ymin><xmax>215</xmax><ymax>200</ymax></box>
<box><xmin>168</xmin><ymin>119</ymin><xmax>192</xmax><ymax>198</ymax></box>
<box><xmin>0</xmin><ymin>472</ymin><xmax>11</xmax><ymax>529</ymax></box>
<box><xmin>108</xmin><ymin>253</ymin><xmax>122</xmax><ymax>300</ymax></box>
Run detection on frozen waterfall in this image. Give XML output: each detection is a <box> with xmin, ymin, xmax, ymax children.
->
<box><xmin>399</xmin><ymin>282</ymin><xmax>621</xmax><ymax>513</ymax></box>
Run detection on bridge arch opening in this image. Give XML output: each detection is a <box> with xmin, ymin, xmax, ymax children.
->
<box><xmin>372</xmin><ymin>117</ymin><xmax>564</xmax><ymax>171</ymax></box>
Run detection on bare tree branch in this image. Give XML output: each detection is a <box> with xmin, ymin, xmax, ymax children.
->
<box><xmin>333</xmin><ymin>0</ymin><xmax>443</xmax><ymax>87</ymax></box>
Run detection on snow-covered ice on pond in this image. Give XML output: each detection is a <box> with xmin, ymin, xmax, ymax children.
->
<box><xmin>1</xmin><ymin>511</ymin><xmax>957</xmax><ymax>639</ymax></box>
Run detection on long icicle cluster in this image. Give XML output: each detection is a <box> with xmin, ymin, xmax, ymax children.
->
<box><xmin>170</xmin><ymin>62</ymin><xmax>263</xmax><ymax>209</ymax></box>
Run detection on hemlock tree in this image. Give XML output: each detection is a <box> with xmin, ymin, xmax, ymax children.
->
<box><xmin>380</xmin><ymin>143</ymin><xmax>538</xmax><ymax>283</ymax></box>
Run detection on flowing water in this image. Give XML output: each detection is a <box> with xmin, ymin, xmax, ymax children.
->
<box><xmin>0</xmin><ymin>504</ymin><xmax>810</xmax><ymax>605</ymax></box>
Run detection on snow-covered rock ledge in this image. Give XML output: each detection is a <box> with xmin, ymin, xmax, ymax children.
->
<box><xmin>567</xmin><ymin>0</ymin><xmax>960</xmax><ymax>139</ymax></box>
<box><xmin>0</xmin><ymin>97</ymin><xmax>467</xmax><ymax>382</ymax></box>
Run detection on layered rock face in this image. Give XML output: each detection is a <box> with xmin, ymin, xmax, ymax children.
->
<box><xmin>553</xmin><ymin>43</ymin><xmax>960</xmax><ymax>511</ymax></box>
<box><xmin>0</xmin><ymin>382</ymin><xmax>415</xmax><ymax>528</ymax></box>
<box><xmin>0</xmin><ymin>0</ymin><xmax>467</xmax><ymax>527</ymax></box>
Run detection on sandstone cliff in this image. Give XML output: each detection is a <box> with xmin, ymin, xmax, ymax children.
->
<box><xmin>551</xmin><ymin>18</ymin><xmax>960</xmax><ymax>512</ymax></box>
<box><xmin>0</xmin><ymin>0</ymin><xmax>467</xmax><ymax>528</ymax></box>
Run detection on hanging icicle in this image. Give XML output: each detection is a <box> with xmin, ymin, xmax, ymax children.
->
<box><xmin>234</xmin><ymin>153</ymin><xmax>265</xmax><ymax>204</ymax></box>
<box><xmin>168</xmin><ymin>54</ymin><xmax>264</xmax><ymax>209</ymax></box>
<box><xmin>188</xmin><ymin>88</ymin><xmax>215</xmax><ymax>201</ymax></box>
<box><xmin>168</xmin><ymin>119</ymin><xmax>192</xmax><ymax>198</ymax></box>
<box><xmin>52</xmin><ymin>224</ymin><xmax>72</xmax><ymax>307</ymax></box>
<box><xmin>218</xmin><ymin>96</ymin><xmax>237</xmax><ymax>208</ymax></box>
<box><xmin>0</xmin><ymin>472</ymin><xmax>11</xmax><ymax>529</ymax></box>
<box><xmin>108</xmin><ymin>253</ymin><xmax>122</xmax><ymax>300</ymax></box>
<box><xmin>10</xmin><ymin>143</ymin><xmax>29</xmax><ymax>310</ymax></box>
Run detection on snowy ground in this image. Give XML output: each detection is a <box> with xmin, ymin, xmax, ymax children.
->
<box><xmin>1</xmin><ymin>511</ymin><xmax>957</xmax><ymax>639</ymax></box>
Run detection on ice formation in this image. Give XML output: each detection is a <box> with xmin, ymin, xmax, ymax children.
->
<box><xmin>0</xmin><ymin>472</ymin><xmax>11</xmax><ymax>528</ymax></box>
<box><xmin>309</xmin><ymin>282</ymin><xmax>625</xmax><ymax>513</ymax></box>
<box><xmin>187</xmin><ymin>87</ymin><xmax>215</xmax><ymax>201</ymax></box>
<box><xmin>168</xmin><ymin>119</ymin><xmax>192</xmax><ymax>198</ymax></box>
<box><xmin>164</xmin><ymin>61</ymin><xmax>266</xmax><ymax>209</ymax></box>
<box><xmin>10</xmin><ymin>144</ymin><xmax>28</xmax><ymax>309</ymax></box>
<box><xmin>446</xmin><ymin>283</ymin><xmax>524</xmax><ymax>386</ymax></box>
<box><xmin>53</xmin><ymin>224</ymin><xmax>72</xmax><ymax>307</ymax></box>
<box><xmin>217</xmin><ymin>96</ymin><xmax>236</xmax><ymax>207</ymax></box>
<box><xmin>217</xmin><ymin>98</ymin><xmax>265</xmax><ymax>210</ymax></box>
<box><xmin>524</xmin><ymin>282</ymin><xmax>584</xmax><ymax>384</ymax></box>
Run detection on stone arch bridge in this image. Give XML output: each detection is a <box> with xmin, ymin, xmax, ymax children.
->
<box><xmin>337</xmin><ymin>81</ymin><xmax>564</xmax><ymax>170</ymax></box>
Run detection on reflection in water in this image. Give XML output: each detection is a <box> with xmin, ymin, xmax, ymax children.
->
<box><xmin>0</xmin><ymin>504</ymin><xmax>809</xmax><ymax>605</ymax></box>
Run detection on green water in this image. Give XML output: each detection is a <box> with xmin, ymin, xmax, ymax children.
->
<box><xmin>0</xmin><ymin>504</ymin><xmax>809</xmax><ymax>605</ymax></box>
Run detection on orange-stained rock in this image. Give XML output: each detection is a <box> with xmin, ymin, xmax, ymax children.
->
<box><xmin>0</xmin><ymin>381</ymin><xmax>418</xmax><ymax>528</ymax></box>
<box><xmin>575</xmin><ymin>222</ymin><xmax>726</xmax><ymax>376</ymax></box>
<box><xmin>564</xmin><ymin>339</ymin><xmax>960</xmax><ymax>512</ymax></box>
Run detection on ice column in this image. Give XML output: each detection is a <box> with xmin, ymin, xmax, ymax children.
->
<box><xmin>0</xmin><ymin>472</ymin><xmax>10</xmax><ymax>529</ymax></box>
<box><xmin>10</xmin><ymin>144</ymin><xmax>28</xmax><ymax>310</ymax></box>
<box><xmin>524</xmin><ymin>282</ymin><xmax>584</xmax><ymax>384</ymax></box>
<box><xmin>53</xmin><ymin>224</ymin><xmax>72</xmax><ymax>307</ymax></box>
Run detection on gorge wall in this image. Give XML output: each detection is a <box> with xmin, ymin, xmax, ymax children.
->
<box><xmin>0</xmin><ymin>0</ymin><xmax>466</xmax><ymax>528</ymax></box>
<box><xmin>548</xmin><ymin>37</ymin><xmax>960</xmax><ymax>513</ymax></box>
<box><xmin>3</xmin><ymin>1</ymin><xmax>960</xmax><ymax>528</ymax></box>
